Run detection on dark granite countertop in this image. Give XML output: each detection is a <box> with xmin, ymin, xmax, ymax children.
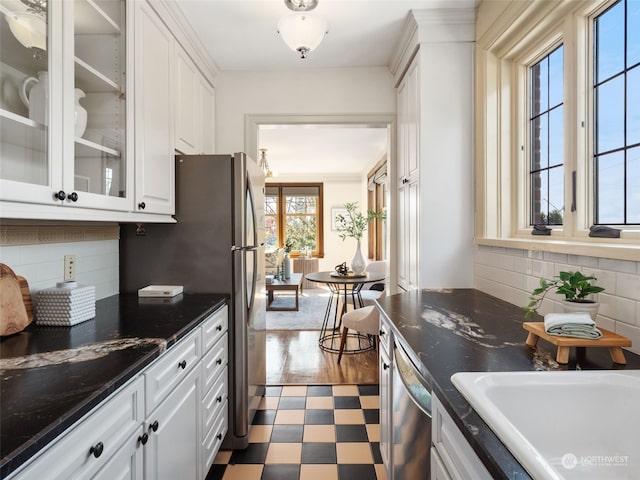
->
<box><xmin>376</xmin><ymin>289</ymin><xmax>640</xmax><ymax>480</ymax></box>
<box><xmin>0</xmin><ymin>293</ymin><xmax>227</xmax><ymax>479</ymax></box>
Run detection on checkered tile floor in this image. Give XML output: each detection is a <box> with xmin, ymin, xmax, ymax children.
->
<box><xmin>206</xmin><ymin>385</ymin><xmax>386</xmax><ymax>480</ymax></box>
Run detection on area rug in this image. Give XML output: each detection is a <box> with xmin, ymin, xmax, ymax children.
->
<box><xmin>266</xmin><ymin>288</ymin><xmax>335</xmax><ymax>330</ymax></box>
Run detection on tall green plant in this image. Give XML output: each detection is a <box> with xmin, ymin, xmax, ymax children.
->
<box><xmin>335</xmin><ymin>202</ymin><xmax>386</xmax><ymax>241</ymax></box>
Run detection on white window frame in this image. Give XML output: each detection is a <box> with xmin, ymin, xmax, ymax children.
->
<box><xmin>475</xmin><ymin>0</ymin><xmax>639</xmax><ymax>261</ymax></box>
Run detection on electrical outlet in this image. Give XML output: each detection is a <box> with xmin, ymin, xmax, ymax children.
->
<box><xmin>64</xmin><ymin>255</ymin><xmax>76</xmax><ymax>281</ymax></box>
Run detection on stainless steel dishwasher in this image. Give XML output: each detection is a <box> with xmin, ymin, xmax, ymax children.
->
<box><xmin>392</xmin><ymin>340</ymin><xmax>432</xmax><ymax>479</ymax></box>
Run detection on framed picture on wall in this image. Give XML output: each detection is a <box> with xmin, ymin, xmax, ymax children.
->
<box><xmin>331</xmin><ymin>207</ymin><xmax>348</xmax><ymax>231</ymax></box>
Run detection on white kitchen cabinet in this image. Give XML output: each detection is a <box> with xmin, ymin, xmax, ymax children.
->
<box><xmin>133</xmin><ymin>0</ymin><xmax>175</xmax><ymax>215</ymax></box>
<box><xmin>0</xmin><ymin>0</ymin><xmax>133</xmax><ymax>216</ymax></box>
<box><xmin>175</xmin><ymin>45</ymin><xmax>215</xmax><ymax>155</ymax></box>
<box><xmin>396</xmin><ymin>55</ymin><xmax>420</xmax><ymax>292</ymax></box>
<box><xmin>93</xmin><ymin>428</ymin><xmax>144</xmax><ymax>480</ymax></box>
<box><xmin>199</xmin><ymin>76</ymin><xmax>215</xmax><ymax>154</ymax></box>
<box><xmin>143</xmin><ymin>363</ymin><xmax>201</xmax><ymax>480</ymax></box>
<box><xmin>200</xmin><ymin>306</ymin><xmax>228</xmax><ymax>476</ymax></box>
<box><xmin>431</xmin><ymin>393</ymin><xmax>492</xmax><ymax>480</ymax></box>
<box><xmin>6</xmin><ymin>304</ymin><xmax>228</xmax><ymax>480</ymax></box>
<box><xmin>7</xmin><ymin>376</ymin><xmax>144</xmax><ymax>480</ymax></box>
<box><xmin>379</xmin><ymin>335</ymin><xmax>393</xmax><ymax>478</ymax></box>
<box><xmin>175</xmin><ymin>45</ymin><xmax>200</xmax><ymax>155</ymax></box>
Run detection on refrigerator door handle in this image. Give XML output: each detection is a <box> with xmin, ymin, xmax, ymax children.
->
<box><xmin>231</xmin><ymin>243</ymin><xmax>264</xmax><ymax>252</ymax></box>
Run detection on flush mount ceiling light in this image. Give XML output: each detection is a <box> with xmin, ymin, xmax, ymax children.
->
<box><xmin>277</xmin><ymin>0</ymin><xmax>327</xmax><ymax>59</ymax></box>
<box><xmin>284</xmin><ymin>0</ymin><xmax>318</xmax><ymax>11</ymax></box>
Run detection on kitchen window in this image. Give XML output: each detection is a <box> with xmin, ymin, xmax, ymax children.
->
<box><xmin>265</xmin><ymin>183</ymin><xmax>324</xmax><ymax>258</ymax></box>
<box><xmin>476</xmin><ymin>0</ymin><xmax>639</xmax><ymax>257</ymax></box>
<box><xmin>593</xmin><ymin>0</ymin><xmax>640</xmax><ymax>225</ymax></box>
<box><xmin>529</xmin><ymin>45</ymin><xmax>565</xmax><ymax>226</ymax></box>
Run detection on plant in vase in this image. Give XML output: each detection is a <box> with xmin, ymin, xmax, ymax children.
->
<box><xmin>283</xmin><ymin>238</ymin><xmax>293</xmax><ymax>279</ymax></box>
<box><xmin>335</xmin><ymin>202</ymin><xmax>386</xmax><ymax>275</ymax></box>
<box><xmin>523</xmin><ymin>271</ymin><xmax>605</xmax><ymax>320</ymax></box>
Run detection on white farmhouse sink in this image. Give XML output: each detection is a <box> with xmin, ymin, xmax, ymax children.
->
<box><xmin>451</xmin><ymin>370</ymin><xmax>640</xmax><ymax>480</ymax></box>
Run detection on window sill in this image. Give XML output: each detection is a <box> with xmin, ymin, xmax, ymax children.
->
<box><xmin>475</xmin><ymin>237</ymin><xmax>640</xmax><ymax>262</ymax></box>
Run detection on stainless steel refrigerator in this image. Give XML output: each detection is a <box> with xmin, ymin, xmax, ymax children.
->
<box><xmin>119</xmin><ymin>153</ymin><xmax>266</xmax><ymax>450</ymax></box>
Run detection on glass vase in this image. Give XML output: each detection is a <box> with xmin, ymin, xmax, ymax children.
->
<box><xmin>351</xmin><ymin>239</ymin><xmax>366</xmax><ymax>275</ymax></box>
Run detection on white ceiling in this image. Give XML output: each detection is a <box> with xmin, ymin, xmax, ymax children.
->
<box><xmin>173</xmin><ymin>0</ymin><xmax>467</xmax><ymax>175</ymax></box>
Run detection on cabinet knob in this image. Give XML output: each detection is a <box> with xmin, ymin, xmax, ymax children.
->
<box><xmin>149</xmin><ymin>420</ymin><xmax>159</xmax><ymax>432</ymax></box>
<box><xmin>138</xmin><ymin>433</ymin><xmax>149</xmax><ymax>446</ymax></box>
<box><xmin>216</xmin><ymin>358</ymin><xmax>222</xmax><ymax>365</ymax></box>
<box><xmin>379</xmin><ymin>329</ymin><xmax>385</xmax><ymax>336</ymax></box>
<box><xmin>216</xmin><ymin>395</ymin><xmax>223</xmax><ymax>403</ymax></box>
<box><xmin>216</xmin><ymin>325</ymin><xmax>222</xmax><ymax>331</ymax></box>
<box><xmin>138</xmin><ymin>202</ymin><xmax>146</xmax><ymax>210</ymax></box>
<box><xmin>383</xmin><ymin>363</ymin><xmax>390</xmax><ymax>370</ymax></box>
<box><xmin>178</xmin><ymin>360</ymin><xmax>187</xmax><ymax>369</ymax></box>
<box><xmin>89</xmin><ymin>442</ymin><xmax>104</xmax><ymax>458</ymax></box>
<box><xmin>216</xmin><ymin>433</ymin><xmax>223</xmax><ymax>441</ymax></box>
<box><xmin>68</xmin><ymin>192</ymin><xmax>78</xmax><ymax>202</ymax></box>
<box><xmin>54</xmin><ymin>190</ymin><xmax>66</xmax><ymax>201</ymax></box>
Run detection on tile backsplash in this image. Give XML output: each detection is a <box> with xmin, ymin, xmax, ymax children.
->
<box><xmin>474</xmin><ymin>245</ymin><xmax>640</xmax><ymax>355</ymax></box>
<box><xmin>1</xmin><ymin>236</ymin><xmax>118</xmax><ymax>301</ymax></box>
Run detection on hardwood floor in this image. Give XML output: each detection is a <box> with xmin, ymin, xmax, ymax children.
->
<box><xmin>266</xmin><ymin>330</ymin><xmax>379</xmax><ymax>385</ymax></box>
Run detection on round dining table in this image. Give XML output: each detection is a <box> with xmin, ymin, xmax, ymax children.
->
<box><xmin>305</xmin><ymin>270</ymin><xmax>385</xmax><ymax>353</ymax></box>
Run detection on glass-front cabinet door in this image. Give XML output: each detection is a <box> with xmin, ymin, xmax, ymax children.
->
<box><xmin>0</xmin><ymin>0</ymin><xmax>131</xmax><ymax>214</ymax></box>
<box><xmin>0</xmin><ymin>0</ymin><xmax>56</xmax><ymax>203</ymax></box>
<box><xmin>71</xmin><ymin>0</ymin><xmax>130</xmax><ymax>210</ymax></box>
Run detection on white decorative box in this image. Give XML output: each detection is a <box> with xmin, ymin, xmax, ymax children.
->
<box><xmin>35</xmin><ymin>281</ymin><xmax>96</xmax><ymax>327</ymax></box>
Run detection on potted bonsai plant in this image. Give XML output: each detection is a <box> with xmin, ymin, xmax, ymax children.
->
<box><xmin>524</xmin><ymin>271</ymin><xmax>605</xmax><ymax>320</ymax></box>
<box><xmin>335</xmin><ymin>202</ymin><xmax>386</xmax><ymax>275</ymax></box>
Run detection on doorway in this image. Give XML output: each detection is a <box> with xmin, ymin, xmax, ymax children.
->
<box><xmin>246</xmin><ymin>115</ymin><xmax>395</xmax><ymax>385</ymax></box>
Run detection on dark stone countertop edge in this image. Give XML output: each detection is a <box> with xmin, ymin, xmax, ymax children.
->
<box><xmin>0</xmin><ymin>296</ymin><xmax>227</xmax><ymax>479</ymax></box>
<box><xmin>378</xmin><ymin>297</ymin><xmax>530</xmax><ymax>480</ymax></box>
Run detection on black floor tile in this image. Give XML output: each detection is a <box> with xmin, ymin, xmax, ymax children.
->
<box><xmin>270</xmin><ymin>425</ymin><xmax>304</xmax><ymax>443</ymax></box>
<box><xmin>370</xmin><ymin>442</ymin><xmax>383</xmax><ymax>464</ymax></box>
<box><xmin>229</xmin><ymin>442</ymin><xmax>269</xmax><ymax>464</ymax></box>
<box><xmin>204</xmin><ymin>463</ymin><xmax>226</xmax><ymax>480</ymax></box>
<box><xmin>335</xmin><ymin>424</ymin><xmax>369</xmax><ymax>442</ymax></box>
<box><xmin>278</xmin><ymin>396</ymin><xmax>306</xmax><ymax>409</ymax></box>
<box><xmin>304</xmin><ymin>409</ymin><xmax>335</xmax><ymax>425</ymax></box>
<box><xmin>253</xmin><ymin>410</ymin><xmax>277</xmax><ymax>425</ymax></box>
<box><xmin>363</xmin><ymin>409</ymin><xmax>379</xmax><ymax>424</ymax></box>
<box><xmin>261</xmin><ymin>464</ymin><xmax>300</xmax><ymax>480</ymax></box>
<box><xmin>334</xmin><ymin>396</ymin><xmax>361</xmax><ymax>409</ymax></box>
<box><xmin>307</xmin><ymin>385</ymin><xmax>333</xmax><ymax>396</ymax></box>
<box><xmin>358</xmin><ymin>385</ymin><xmax>379</xmax><ymax>396</ymax></box>
<box><xmin>265</xmin><ymin>386</ymin><xmax>282</xmax><ymax>397</ymax></box>
<box><xmin>301</xmin><ymin>442</ymin><xmax>338</xmax><ymax>464</ymax></box>
<box><xmin>338</xmin><ymin>464</ymin><xmax>377</xmax><ymax>480</ymax></box>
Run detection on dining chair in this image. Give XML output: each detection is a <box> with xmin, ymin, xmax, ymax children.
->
<box><xmin>359</xmin><ymin>260</ymin><xmax>387</xmax><ymax>306</ymax></box>
<box><xmin>337</xmin><ymin>305</ymin><xmax>379</xmax><ymax>364</ymax></box>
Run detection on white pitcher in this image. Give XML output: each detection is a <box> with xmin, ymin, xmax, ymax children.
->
<box><xmin>74</xmin><ymin>88</ymin><xmax>87</xmax><ymax>138</ymax></box>
<box><xmin>19</xmin><ymin>71</ymin><xmax>48</xmax><ymax>125</ymax></box>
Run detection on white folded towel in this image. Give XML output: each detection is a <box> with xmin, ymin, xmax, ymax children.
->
<box><xmin>544</xmin><ymin>312</ymin><xmax>602</xmax><ymax>339</ymax></box>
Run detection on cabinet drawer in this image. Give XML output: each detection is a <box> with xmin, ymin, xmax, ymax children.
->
<box><xmin>201</xmin><ymin>305</ymin><xmax>228</xmax><ymax>353</ymax></box>
<box><xmin>202</xmin><ymin>401</ymin><xmax>228</xmax><ymax>474</ymax></box>
<box><xmin>202</xmin><ymin>366</ymin><xmax>227</xmax><ymax>438</ymax></box>
<box><xmin>379</xmin><ymin>316</ymin><xmax>393</xmax><ymax>356</ymax></box>
<box><xmin>202</xmin><ymin>334</ymin><xmax>228</xmax><ymax>396</ymax></box>
<box><xmin>11</xmin><ymin>377</ymin><xmax>144</xmax><ymax>480</ymax></box>
<box><xmin>144</xmin><ymin>329</ymin><xmax>201</xmax><ymax>415</ymax></box>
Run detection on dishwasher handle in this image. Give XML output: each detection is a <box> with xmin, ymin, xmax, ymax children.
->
<box><xmin>394</xmin><ymin>343</ymin><xmax>432</xmax><ymax>417</ymax></box>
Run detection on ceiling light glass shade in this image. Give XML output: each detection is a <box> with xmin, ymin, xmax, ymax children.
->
<box><xmin>5</xmin><ymin>11</ymin><xmax>46</xmax><ymax>51</ymax></box>
<box><xmin>284</xmin><ymin>0</ymin><xmax>318</xmax><ymax>12</ymax></box>
<box><xmin>277</xmin><ymin>13</ymin><xmax>327</xmax><ymax>58</ymax></box>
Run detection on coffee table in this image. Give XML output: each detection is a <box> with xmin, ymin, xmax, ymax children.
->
<box><xmin>266</xmin><ymin>273</ymin><xmax>303</xmax><ymax>311</ymax></box>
